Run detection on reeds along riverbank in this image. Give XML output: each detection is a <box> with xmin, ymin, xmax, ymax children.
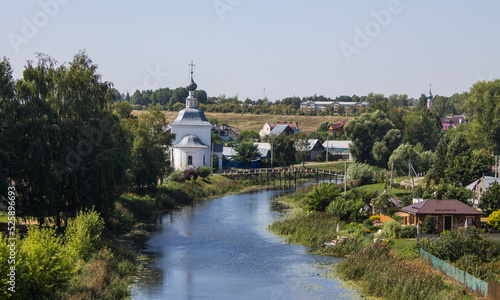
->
<box><xmin>268</xmin><ymin>184</ymin><xmax>480</xmax><ymax>300</ymax></box>
<box><xmin>335</xmin><ymin>243</ymin><xmax>470</xmax><ymax>300</ymax></box>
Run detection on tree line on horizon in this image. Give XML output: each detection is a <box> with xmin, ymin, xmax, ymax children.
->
<box><xmin>116</xmin><ymin>85</ymin><xmax>470</xmax><ymax>118</ymax></box>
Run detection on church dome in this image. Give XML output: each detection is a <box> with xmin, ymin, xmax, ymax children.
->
<box><xmin>187</xmin><ymin>77</ymin><xmax>197</xmax><ymax>91</ymax></box>
<box><xmin>170</xmin><ymin>107</ymin><xmax>211</xmax><ymax>126</ymax></box>
<box><xmin>172</xmin><ymin>134</ymin><xmax>208</xmax><ymax>148</ymax></box>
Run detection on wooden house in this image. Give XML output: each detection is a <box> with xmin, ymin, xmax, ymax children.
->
<box><xmin>401</xmin><ymin>199</ymin><xmax>483</xmax><ymax>233</ymax></box>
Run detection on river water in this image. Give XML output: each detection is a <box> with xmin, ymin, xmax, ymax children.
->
<box><xmin>130</xmin><ymin>188</ymin><xmax>362</xmax><ymax>300</ymax></box>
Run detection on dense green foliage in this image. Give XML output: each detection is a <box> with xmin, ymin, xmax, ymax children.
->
<box><xmin>0</xmin><ymin>53</ymin><xmax>133</xmax><ymax>224</ymax></box>
<box><xmin>302</xmin><ymin>182</ymin><xmax>341</xmax><ymax>211</ymax></box>
<box><xmin>488</xmin><ymin>210</ymin><xmax>500</xmax><ymax>231</ymax></box>
<box><xmin>344</xmin><ymin>110</ymin><xmax>397</xmax><ymax>166</ymax></box>
<box><xmin>427</xmin><ymin>133</ymin><xmax>492</xmax><ymax>185</ymax></box>
<box><xmin>419</xmin><ymin>228</ymin><xmax>500</xmax><ymax>281</ymax></box>
<box><xmin>423</xmin><ymin>215</ymin><xmax>437</xmax><ymax>234</ymax></box>
<box><xmin>233</xmin><ymin>141</ymin><xmax>260</xmax><ymax>168</ymax></box>
<box><xmin>0</xmin><ymin>210</ymin><xmax>135</xmax><ymax>299</ymax></box>
<box><xmin>479</xmin><ymin>181</ymin><xmax>500</xmax><ymax>216</ymax></box>
<box><xmin>269</xmin><ymin>134</ymin><xmax>296</xmax><ymax>167</ymax></box>
<box><xmin>346</xmin><ymin>162</ymin><xmax>374</xmax><ymax>185</ymax></box>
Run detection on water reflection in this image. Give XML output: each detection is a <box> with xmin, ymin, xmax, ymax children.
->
<box><xmin>131</xmin><ymin>187</ymin><xmax>360</xmax><ymax>300</ymax></box>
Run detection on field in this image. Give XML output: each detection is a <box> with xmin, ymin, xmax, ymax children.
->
<box><xmin>132</xmin><ymin>110</ymin><xmax>352</xmax><ymax>133</ymax></box>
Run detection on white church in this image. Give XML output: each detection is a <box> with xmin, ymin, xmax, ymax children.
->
<box><xmin>169</xmin><ymin>63</ymin><xmax>222</xmax><ymax>170</ymax></box>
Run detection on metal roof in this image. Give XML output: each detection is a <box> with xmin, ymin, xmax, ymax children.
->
<box><xmin>269</xmin><ymin>124</ymin><xmax>292</xmax><ymax>136</ymax></box>
<box><xmin>172</xmin><ymin>134</ymin><xmax>208</xmax><ymax>148</ymax></box>
<box><xmin>466</xmin><ymin>176</ymin><xmax>500</xmax><ymax>190</ymax></box>
<box><xmin>170</xmin><ymin>108</ymin><xmax>211</xmax><ymax>126</ymax></box>
<box><xmin>401</xmin><ymin>199</ymin><xmax>483</xmax><ymax>215</ymax></box>
<box><xmin>323</xmin><ymin>140</ymin><xmax>351</xmax><ymax>149</ymax></box>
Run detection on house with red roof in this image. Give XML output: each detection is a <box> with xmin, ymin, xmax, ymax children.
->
<box><xmin>401</xmin><ymin>199</ymin><xmax>483</xmax><ymax>233</ymax></box>
<box><xmin>259</xmin><ymin>121</ymin><xmax>299</xmax><ymax>139</ymax></box>
<box><xmin>440</xmin><ymin>115</ymin><xmax>465</xmax><ymax>130</ymax></box>
<box><xmin>327</xmin><ymin>121</ymin><xmax>346</xmax><ymax>135</ymax></box>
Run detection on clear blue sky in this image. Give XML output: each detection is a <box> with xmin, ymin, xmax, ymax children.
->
<box><xmin>1</xmin><ymin>0</ymin><xmax>499</xmax><ymax>101</ymax></box>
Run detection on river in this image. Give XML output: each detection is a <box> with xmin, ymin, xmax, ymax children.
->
<box><xmin>130</xmin><ymin>187</ymin><xmax>362</xmax><ymax>300</ymax></box>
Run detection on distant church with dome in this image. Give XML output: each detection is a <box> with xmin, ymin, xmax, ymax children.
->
<box><xmin>168</xmin><ymin>62</ymin><xmax>222</xmax><ymax>170</ymax></box>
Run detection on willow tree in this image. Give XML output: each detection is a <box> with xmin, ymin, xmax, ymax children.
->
<box><xmin>1</xmin><ymin>52</ymin><xmax>131</xmax><ymax>226</ymax></box>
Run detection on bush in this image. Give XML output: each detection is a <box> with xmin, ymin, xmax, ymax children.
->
<box><xmin>18</xmin><ymin>226</ymin><xmax>75</xmax><ymax>298</ymax></box>
<box><xmin>422</xmin><ymin>215</ymin><xmax>436</xmax><ymax>234</ymax></box>
<box><xmin>327</xmin><ymin>199</ymin><xmax>356</xmax><ymax>221</ymax></box>
<box><xmin>302</xmin><ymin>182</ymin><xmax>341</xmax><ymax>211</ymax></box>
<box><xmin>197</xmin><ymin>166</ymin><xmax>211</xmax><ymax>179</ymax></box>
<box><xmin>168</xmin><ymin>170</ymin><xmax>184</xmax><ymax>182</ymax></box>
<box><xmin>363</xmin><ymin>219</ymin><xmax>373</xmax><ymax>227</ymax></box>
<box><xmin>65</xmin><ymin>209</ymin><xmax>105</xmax><ymax>261</ymax></box>
<box><xmin>369</xmin><ymin>215</ymin><xmax>380</xmax><ymax>222</ymax></box>
<box><xmin>382</xmin><ymin>220</ymin><xmax>401</xmax><ymax>238</ymax></box>
<box><xmin>399</xmin><ymin>225</ymin><xmax>417</xmax><ymax>238</ymax></box>
<box><xmin>182</xmin><ymin>168</ymin><xmax>199</xmax><ymax>181</ymax></box>
<box><xmin>488</xmin><ymin>210</ymin><xmax>500</xmax><ymax>231</ymax></box>
<box><xmin>347</xmin><ymin>163</ymin><xmax>374</xmax><ymax>185</ymax></box>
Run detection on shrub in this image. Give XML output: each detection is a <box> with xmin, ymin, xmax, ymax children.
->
<box><xmin>302</xmin><ymin>182</ymin><xmax>341</xmax><ymax>211</ymax></box>
<box><xmin>363</xmin><ymin>219</ymin><xmax>373</xmax><ymax>227</ymax></box>
<box><xmin>347</xmin><ymin>163</ymin><xmax>374</xmax><ymax>185</ymax></box>
<box><xmin>18</xmin><ymin>226</ymin><xmax>75</xmax><ymax>298</ymax></box>
<box><xmin>197</xmin><ymin>166</ymin><xmax>211</xmax><ymax>179</ymax></box>
<box><xmin>488</xmin><ymin>210</ymin><xmax>500</xmax><ymax>231</ymax></box>
<box><xmin>399</xmin><ymin>225</ymin><xmax>417</xmax><ymax>238</ymax></box>
<box><xmin>327</xmin><ymin>199</ymin><xmax>356</xmax><ymax>221</ymax></box>
<box><xmin>168</xmin><ymin>170</ymin><xmax>184</xmax><ymax>182</ymax></box>
<box><xmin>182</xmin><ymin>168</ymin><xmax>198</xmax><ymax>181</ymax></box>
<box><xmin>65</xmin><ymin>209</ymin><xmax>105</xmax><ymax>261</ymax></box>
<box><xmin>382</xmin><ymin>220</ymin><xmax>401</xmax><ymax>238</ymax></box>
<box><xmin>369</xmin><ymin>215</ymin><xmax>380</xmax><ymax>222</ymax></box>
<box><xmin>422</xmin><ymin>215</ymin><xmax>436</xmax><ymax>234</ymax></box>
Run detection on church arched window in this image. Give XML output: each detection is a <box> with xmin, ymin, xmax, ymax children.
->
<box><xmin>188</xmin><ymin>155</ymin><xmax>193</xmax><ymax>165</ymax></box>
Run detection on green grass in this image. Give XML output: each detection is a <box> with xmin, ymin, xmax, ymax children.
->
<box><xmin>0</xmin><ymin>211</ymin><xmax>10</xmax><ymax>222</ymax></box>
<box><xmin>390</xmin><ymin>238</ymin><xmax>419</xmax><ymax>260</ymax></box>
<box><xmin>357</xmin><ymin>182</ymin><xmax>409</xmax><ymax>197</ymax></box>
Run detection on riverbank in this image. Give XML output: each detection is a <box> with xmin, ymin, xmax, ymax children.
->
<box><xmin>268</xmin><ymin>185</ymin><xmax>482</xmax><ymax>300</ymax></box>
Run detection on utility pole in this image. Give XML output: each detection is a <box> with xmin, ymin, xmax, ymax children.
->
<box><xmin>271</xmin><ymin>140</ymin><xmax>273</xmax><ymax>171</ymax></box>
<box><xmin>390</xmin><ymin>160</ymin><xmax>394</xmax><ymax>190</ymax></box>
<box><xmin>326</xmin><ymin>136</ymin><xmax>328</xmax><ymax>163</ymax></box>
<box><xmin>408</xmin><ymin>159</ymin><xmax>412</xmax><ymax>190</ymax></box>
<box><xmin>211</xmin><ymin>142</ymin><xmax>214</xmax><ymax>174</ymax></box>
<box><xmin>344</xmin><ymin>161</ymin><xmax>347</xmax><ymax>195</ymax></box>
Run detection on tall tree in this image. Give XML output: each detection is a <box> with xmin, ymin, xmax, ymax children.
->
<box><xmin>403</xmin><ymin>108</ymin><xmax>443</xmax><ymax>151</ymax></box>
<box><xmin>1</xmin><ymin>52</ymin><xmax>131</xmax><ymax>225</ymax></box>
<box><xmin>129</xmin><ymin>109</ymin><xmax>174</xmax><ymax>189</ymax></box>
<box><xmin>270</xmin><ymin>134</ymin><xmax>296</xmax><ymax>167</ymax></box>
<box><xmin>293</xmin><ymin>132</ymin><xmax>310</xmax><ymax>167</ymax></box>
<box><xmin>344</xmin><ymin>110</ymin><xmax>395</xmax><ymax>166</ymax></box>
<box><xmin>233</xmin><ymin>141</ymin><xmax>260</xmax><ymax>168</ymax></box>
<box><xmin>466</xmin><ymin>80</ymin><xmax>500</xmax><ymax>153</ymax></box>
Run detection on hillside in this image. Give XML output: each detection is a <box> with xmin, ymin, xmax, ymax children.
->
<box><xmin>132</xmin><ymin>110</ymin><xmax>352</xmax><ymax>132</ymax></box>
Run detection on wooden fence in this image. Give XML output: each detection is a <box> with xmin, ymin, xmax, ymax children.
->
<box><xmin>489</xmin><ymin>279</ymin><xmax>500</xmax><ymax>300</ymax></box>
